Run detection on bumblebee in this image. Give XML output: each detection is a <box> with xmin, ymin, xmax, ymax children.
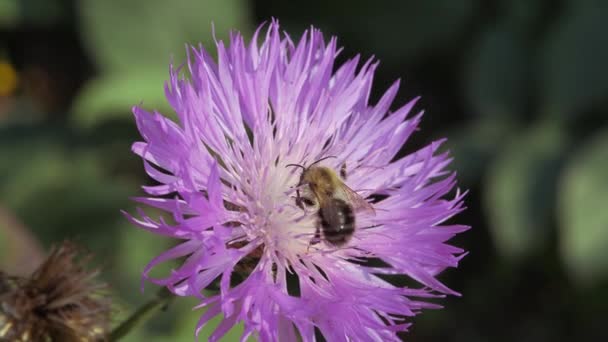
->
<box><xmin>288</xmin><ymin>157</ymin><xmax>375</xmax><ymax>246</ymax></box>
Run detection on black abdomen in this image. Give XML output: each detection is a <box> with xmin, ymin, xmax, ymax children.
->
<box><xmin>318</xmin><ymin>198</ymin><xmax>355</xmax><ymax>246</ymax></box>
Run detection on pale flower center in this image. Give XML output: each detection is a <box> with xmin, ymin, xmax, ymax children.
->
<box><xmin>246</xmin><ymin>165</ymin><xmax>324</xmax><ymax>259</ymax></box>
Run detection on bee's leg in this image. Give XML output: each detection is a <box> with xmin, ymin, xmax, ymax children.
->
<box><xmin>295</xmin><ymin>188</ymin><xmax>305</xmax><ymax>209</ymax></box>
<box><xmin>340</xmin><ymin>163</ymin><xmax>347</xmax><ymax>180</ymax></box>
<box><xmin>295</xmin><ymin>189</ymin><xmax>317</xmax><ymax>213</ymax></box>
<box><xmin>307</xmin><ymin>225</ymin><xmax>321</xmax><ymax>252</ymax></box>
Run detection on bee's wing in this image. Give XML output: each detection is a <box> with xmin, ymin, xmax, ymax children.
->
<box><xmin>335</xmin><ymin>181</ymin><xmax>376</xmax><ymax>215</ymax></box>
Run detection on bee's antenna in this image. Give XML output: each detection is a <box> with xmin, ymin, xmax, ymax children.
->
<box><xmin>309</xmin><ymin>155</ymin><xmax>337</xmax><ymax>167</ymax></box>
<box><xmin>285</xmin><ymin>163</ymin><xmax>306</xmax><ymax>170</ymax></box>
<box><xmin>286</xmin><ymin>156</ymin><xmax>337</xmax><ymax>170</ymax></box>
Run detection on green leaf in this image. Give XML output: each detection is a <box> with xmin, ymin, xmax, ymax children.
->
<box><xmin>485</xmin><ymin>119</ymin><xmax>567</xmax><ymax>261</ymax></box>
<box><xmin>72</xmin><ymin>68</ymin><xmax>172</xmax><ymax>127</ymax></box>
<box><xmin>0</xmin><ymin>0</ymin><xmax>69</xmax><ymax>28</ymax></box>
<box><xmin>1</xmin><ymin>147</ymin><xmax>67</xmax><ymax>210</ymax></box>
<box><xmin>74</xmin><ymin>0</ymin><xmax>251</xmax><ymax>127</ymax></box>
<box><xmin>464</xmin><ymin>25</ymin><xmax>529</xmax><ymax>118</ymax></box>
<box><xmin>442</xmin><ymin>117</ymin><xmax>516</xmax><ymax>187</ymax></box>
<box><xmin>558</xmin><ymin>127</ymin><xmax>608</xmax><ymax>286</ymax></box>
<box><xmin>0</xmin><ymin>143</ymin><xmax>135</xmax><ymax>247</ymax></box>
<box><xmin>78</xmin><ymin>0</ymin><xmax>251</xmax><ymax>72</ymax></box>
<box><xmin>540</xmin><ymin>3</ymin><xmax>608</xmax><ymax>116</ymax></box>
<box><xmin>0</xmin><ymin>0</ymin><xmax>18</xmax><ymax>28</ymax></box>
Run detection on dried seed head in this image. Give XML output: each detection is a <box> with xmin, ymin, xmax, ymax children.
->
<box><xmin>0</xmin><ymin>241</ymin><xmax>111</xmax><ymax>341</ymax></box>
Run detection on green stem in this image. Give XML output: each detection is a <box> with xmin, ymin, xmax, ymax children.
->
<box><xmin>109</xmin><ymin>287</ymin><xmax>175</xmax><ymax>341</ymax></box>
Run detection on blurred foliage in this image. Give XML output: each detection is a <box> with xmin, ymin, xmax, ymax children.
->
<box><xmin>73</xmin><ymin>67</ymin><xmax>171</xmax><ymax>127</ymax></box>
<box><xmin>1</xmin><ymin>0</ymin><xmax>608</xmax><ymax>341</ymax></box>
<box><xmin>0</xmin><ymin>125</ymin><xmax>133</xmax><ymax>245</ymax></box>
<box><xmin>0</xmin><ymin>0</ymin><xmax>71</xmax><ymax>29</ymax></box>
<box><xmin>74</xmin><ymin>0</ymin><xmax>251</xmax><ymax>127</ymax></box>
<box><xmin>464</xmin><ymin>24</ymin><xmax>530</xmax><ymax>118</ymax></box>
<box><xmin>442</xmin><ymin>117</ymin><xmax>515</xmax><ymax>187</ymax></box>
<box><xmin>485</xmin><ymin>119</ymin><xmax>567</xmax><ymax>261</ymax></box>
<box><xmin>540</xmin><ymin>1</ymin><xmax>608</xmax><ymax>116</ymax></box>
<box><xmin>558</xmin><ymin>128</ymin><xmax>608</xmax><ymax>286</ymax></box>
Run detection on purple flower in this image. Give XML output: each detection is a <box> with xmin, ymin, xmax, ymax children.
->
<box><xmin>125</xmin><ymin>20</ymin><xmax>468</xmax><ymax>341</ymax></box>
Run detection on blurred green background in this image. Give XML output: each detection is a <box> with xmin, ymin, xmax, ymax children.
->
<box><xmin>1</xmin><ymin>0</ymin><xmax>607</xmax><ymax>341</ymax></box>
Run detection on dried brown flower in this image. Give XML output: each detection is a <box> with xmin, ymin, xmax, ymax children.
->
<box><xmin>0</xmin><ymin>241</ymin><xmax>111</xmax><ymax>341</ymax></box>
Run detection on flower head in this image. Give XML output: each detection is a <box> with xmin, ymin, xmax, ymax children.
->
<box><xmin>126</xmin><ymin>20</ymin><xmax>468</xmax><ymax>341</ymax></box>
<box><xmin>0</xmin><ymin>241</ymin><xmax>111</xmax><ymax>342</ymax></box>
